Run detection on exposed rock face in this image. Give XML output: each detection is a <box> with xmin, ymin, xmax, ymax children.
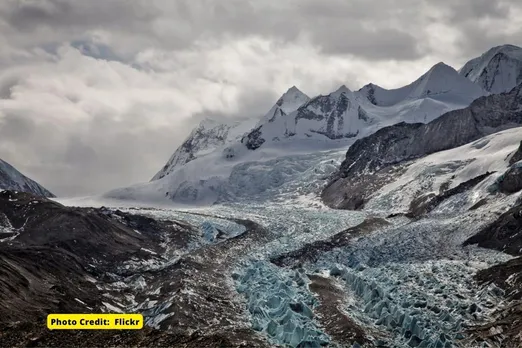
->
<box><xmin>406</xmin><ymin>172</ymin><xmax>494</xmax><ymax>218</ymax></box>
<box><xmin>497</xmin><ymin>165</ymin><xmax>522</xmax><ymax>193</ymax></box>
<box><xmin>242</xmin><ymin>126</ymin><xmax>265</xmax><ymax>150</ymax></box>
<box><xmin>464</xmin><ymin>200</ymin><xmax>522</xmax><ymax>256</ymax></box>
<box><xmin>323</xmin><ymin>83</ymin><xmax>522</xmax><ymax>209</ymax></box>
<box><xmin>509</xmin><ymin>140</ymin><xmax>522</xmax><ymax>165</ymax></box>
<box><xmin>0</xmin><ymin>190</ymin><xmax>196</xmax><ymax>320</ymax></box>
<box><xmin>0</xmin><ymin>159</ymin><xmax>54</xmax><ymax>197</ymax></box>
<box><xmin>465</xmin><ymin>198</ymin><xmax>522</xmax><ymax>348</ymax></box>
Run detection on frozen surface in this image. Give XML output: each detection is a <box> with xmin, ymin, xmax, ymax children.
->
<box><xmin>235</xmin><ymin>261</ymin><xmax>329</xmax><ymax>347</ymax></box>
<box><xmin>105</xmin><ymin>61</ymin><xmax>487</xmax><ymax>206</ymax></box>
<box><xmin>365</xmin><ymin>126</ymin><xmax>522</xmax><ymax>215</ymax></box>
<box><xmin>460</xmin><ymin>44</ymin><xmax>522</xmax><ymax>93</ymax></box>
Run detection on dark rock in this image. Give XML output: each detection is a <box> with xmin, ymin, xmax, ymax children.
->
<box><xmin>271</xmin><ymin>218</ymin><xmax>390</xmax><ymax>267</ymax></box>
<box><xmin>464</xmin><ymin>201</ymin><xmax>522</xmax><ymax>256</ymax></box>
<box><xmin>323</xmin><ymin>84</ymin><xmax>522</xmax><ymax>209</ymax></box>
<box><xmin>0</xmin><ymin>159</ymin><xmax>54</xmax><ymax>197</ymax></box>
<box><xmin>406</xmin><ymin>172</ymin><xmax>493</xmax><ymax>218</ymax></box>
<box><xmin>242</xmin><ymin>126</ymin><xmax>266</xmax><ymax>150</ymax></box>
<box><xmin>509</xmin><ymin>140</ymin><xmax>522</xmax><ymax>165</ymax></box>
<box><xmin>498</xmin><ymin>165</ymin><xmax>522</xmax><ymax>193</ymax></box>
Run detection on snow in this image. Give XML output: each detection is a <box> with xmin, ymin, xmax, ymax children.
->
<box><xmin>365</xmin><ymin>126</ymin><xmax>522</xmax><ymax>214</ymax></box>
<box><xmin>459</xmin><ymin>44</ymin><xmax>522</xmax><ymax>93</ymax></box>
<box><xmin>106</xmin><ymin>60</ymin><xmax>489</xmax><ymax>206</ymax></box>
<box><xmin>102</xmin><ymin>301</ymin><xmax>124</xmax><ymax>313</ymax></box>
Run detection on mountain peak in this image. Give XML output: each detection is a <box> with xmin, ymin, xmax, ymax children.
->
<box><xmin>275</xmin><ymin>86</ymin><xmax>310</xmax><ymax>114</ymax></box>
<box><xmin>427</xmin><ymin>62</ymin><xmax>456</xmax><ymax>74</ymax></box>
<box><xmin>459</xmin><ymin>44</ymin><xmax>522</xmax><ymax>93</ymax></box>
<box><xmin>0</xmin><ymin>159</ymin><xmax>54</xmax><ymax>197</ymax></box>
<box><xmin>331</xmin><ymin>84</ymin><xmax>352</xmax><ymax>96</ymax></box>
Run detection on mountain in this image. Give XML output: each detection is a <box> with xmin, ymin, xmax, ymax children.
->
<box><xmin>152</xmin><ymin>117</ymin><xmax>256</xmax><ymax>181</ymax></box>
<box><xmin>0</xmin><ymin>159</ymin><xmax>54</xmax><ymax>197</ymax></box>
<box><xmin>460</xmin><ymin>44</ymin><xmax>522</xmax><ymax>94</ymax></box>
<box><xmin>322</xmin><ymin>83</ymin><xmax>522</xmax><ymax>209</ymax></box>
<box><xmin>360</xmin><ymin>62</ymin><xmax>487</xmax><ymax>106</ymax></box>
<box><xmin>105</xmin><ymin>62</ymin><xmax>487</xmax><ymax>205</ymax></box>
<box><xmin>243</xmin><ymin>63</ymin><xmax>486</xmax><ymax>151</ymax></box>
<box><xmin>13</xmin><ymin>44</ymin><xmax>522</xmax><ymax>348</ymax></box>
<box><xmin>152</xmin><ymin>87</ymin><xmax>309</xmax><ymax>181</ymax></box>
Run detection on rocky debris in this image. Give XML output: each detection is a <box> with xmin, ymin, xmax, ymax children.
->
<box><xmin>476</xmin><ymin>257</ymin><xmax>522</xmax><ymax>300</ymax></box>
<box><xmin>271</xmin><ymin>218</ymin><xmax>390</xmax><ymax>268</ymax></box>
<box><xmin>0</xmin><ymin>159</ymin><xmax>54</xmax><ymax>197</ymax></box>
<box><xmin>0</xmin><ymin>191</ymin><xmax>163</xmax><ymax>264</ymax></box>
<box><xmin>0</xmin><ymin>190</ymin><xmax>200</xmax><ymax>322</ymax></box>
<box><xmin>0</xmin><ymin>191</ymin><xmax>274</xmax><ymax>347</ymax></box>
<box><xmin>0</xmin><ymin>322</ymin><xmax>266</xmax><ymax>348</ymax></box>
<box><xmin>464</xmin><ymin>201</ymin><xmax>522</xmax><ymax>256</ymax></box>
<box><xmin>0</xmin><ymin>246</ymin><xmax>102</xmax><ymax>322</ymax></box>
<box><xmin>323</xmin><ymin>83</ymin><xmax>522</xmax><ymax>209</ymax></box>
<box><xmin>406</xmin><ymin>172</ymin><xmax>494</xmax><ymax>218</ymax></box>
<box><xmin>466</xmin><ymin>301</ymin><xmax>522</xmax><ymax>348</ymax></box>
<box><xmin>116</xmin><ymin>218</ymin><xmax>273</xmax><ymax>345</ymax></box>
<box><xmin>308</xmin><ymin>275</ymin><xmax>368</xmax><ymax>346</ymax></box>
<box><xmin>465</xmin><ymin>199</ymin><xmax>522</xmax><ymax>347</ymax></box>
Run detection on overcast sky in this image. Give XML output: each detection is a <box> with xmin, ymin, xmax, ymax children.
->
<box><xmin>0</xmin><ymin>0</ymin><xmax>521</xmax><ymax>196</ymax></box>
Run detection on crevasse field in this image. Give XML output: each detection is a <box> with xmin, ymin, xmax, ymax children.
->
<box><xmin>56</xmin><ymin>127</ymin><xmax>521</xmax><ymax>347</ymax></box>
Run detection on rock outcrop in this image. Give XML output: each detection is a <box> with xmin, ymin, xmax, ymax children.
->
<box><xmin>0</xmin><ymin>159</ymin><xmax>54</xmax><ymax>197</ymax></box>
<box><xmin>323</xmin><ymin>83</ymin><xmax>522</xmax><ymax>209</ymax></box>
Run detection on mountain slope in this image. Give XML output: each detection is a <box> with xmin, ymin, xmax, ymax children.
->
<box><xmin>153</xmin><ymin>87</ymin><xmax>309</xmax><ymax>181</ymax></box>
<box><xmin>460</xmin><ymin>44</ymin><xmax>522</xmax><ymax>94</ymax></box>
<box><xmin>243</xmin><ymin>63</ymin><xmax>486</xmax><ymax>151</ymax></box>
<box><xmin>0</xmin><ymin>159</ymin><xmax>54</xmax><ymax>197</ymax></box>
<box><xmin>152</xmin><ymin>118</ymin><xmax>256</xmax><ymax>181</ymax></box>
<box><xmin>360</xmin><ymin>62</ymin><xmax>487</xmax><ymax>106</ymax></box>
<box><xmin>106</xmin><ymin>63</ymin><xmax>487</xmax><ymax>205</ymax></box>
<box><xmin>322</xmin><ymin>83</ymin><xmax>522</xmax><ymax>209</ymax></box>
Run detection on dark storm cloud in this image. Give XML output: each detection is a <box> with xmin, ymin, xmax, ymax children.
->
<box><xmin>0</xmin><ymin>0</ymin><xmax>429</xmax><ymax>61</ymax></box>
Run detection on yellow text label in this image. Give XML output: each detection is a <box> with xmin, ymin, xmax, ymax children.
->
<box><xmin>47</xmin><ymin>314</ymin><xmax>144</xmax><ymax>330</ymax></box>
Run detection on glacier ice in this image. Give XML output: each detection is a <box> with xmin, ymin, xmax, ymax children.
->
<box><xmin>235</xmin><ymin>261</ymin><xmax>330</xmax><ymax>348</ymax></box>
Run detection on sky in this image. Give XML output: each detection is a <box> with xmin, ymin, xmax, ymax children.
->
<box><xmin>0</xmin><ymin>0</ymin><xmax>521</xmax><ymax>196</ymax></box>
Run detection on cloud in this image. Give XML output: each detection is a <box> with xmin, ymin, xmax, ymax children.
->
<box><xmin>0</xmin><ymin>0</ymin><xmax>520</xmax><ymax>196</ymax></box>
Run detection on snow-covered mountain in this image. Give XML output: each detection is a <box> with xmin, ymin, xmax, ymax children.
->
<box><xmin>460</xmin><ymin>44</ymin><xmax>522</xmax><ymax>94</ymax></box>
<box><xmin>0</xmin><ymin>159</ymin><xmax>54</xmax><ymax>197</ymax></box>
<box><xmin>243</xmin><ymin>63</ymin><xmax>486</xmax><ymax>151</ymax></box>
<box><xmin>322</xmin><ymin>83</ymin><xmax>522</xmax><ymax>209</ymax></box>
<box><xmin>105</xmin><ymin>62</ymin><xmax>487</xmax><ymax>205</ymax></box>
<box><xmin>152</xmin><ymin>117</ymin><xmax>257</xmax><ymax>180</ymax></box>
<box><xmin>152</xmin><ymin>87</ymin><xmax>310</xmax><ymax>181</ymax></box>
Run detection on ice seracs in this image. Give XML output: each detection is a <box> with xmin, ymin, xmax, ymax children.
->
<box><xmin>459</xmin><ymin>44</ymin><xmax>522</xmax><ymax>94</ymax></box>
